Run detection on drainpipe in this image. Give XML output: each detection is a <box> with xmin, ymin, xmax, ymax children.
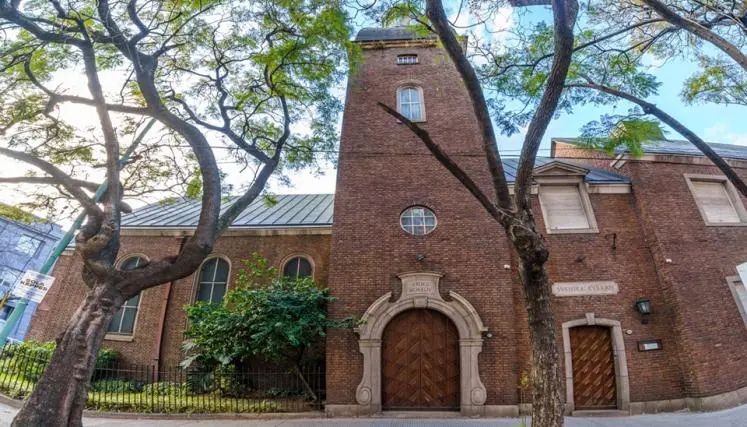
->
<box><xmin>153</xmin><ymin>233</ymin><xmax>188</xmax><ymax>374</ymax></box>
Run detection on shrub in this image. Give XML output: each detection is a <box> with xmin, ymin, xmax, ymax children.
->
<box><xmin>90</xmin><ymin>379</ymin><xmax>145</xmax><ymax>393</ymax></box>
<box><xmin>143</xmin><ymin>382</ymin><xmax>185</xmax><ymax>396</ymax></box>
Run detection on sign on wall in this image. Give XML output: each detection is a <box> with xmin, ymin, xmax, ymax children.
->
<box><xmin>11</xmin><ymin>270</ymin><xmax>55</xmax><ymax>303</ymax></box>
<box><xmin>552</xmin><ymin>281</ymin><xmax>619</xmax><ymax>297</ymax></box>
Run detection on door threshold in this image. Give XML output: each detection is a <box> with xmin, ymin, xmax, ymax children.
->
<box><xmin>379</xmin><ymin>411</ymin><xmax>462</xmax><ymax>418</ymax></box>
<box><xmin>572</xmin><ymin>409</ymin><xmax>629</xmax><ymax>417</ymax></box>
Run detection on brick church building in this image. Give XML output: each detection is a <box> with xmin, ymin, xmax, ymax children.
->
<box><xmin>28</xmin><ymin>27</ymin><xmax>747</xmax><ymax>417</ymax></box>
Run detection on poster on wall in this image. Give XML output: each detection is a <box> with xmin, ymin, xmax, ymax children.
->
<box><xmin>11</xmin><ymin>271</ymin><xmax>55</xmax><ymax>303</ymax></box>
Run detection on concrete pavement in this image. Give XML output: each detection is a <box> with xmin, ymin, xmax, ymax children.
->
<box><xmin>1</xmin><ymin>402</ymin><xmax>746</xmax><ymax>426</ymax></box>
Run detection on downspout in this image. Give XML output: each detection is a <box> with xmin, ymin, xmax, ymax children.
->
<box><xmin>153</xmin><ymin>233</ymin><xmax>188</xmax><ymax>373</ymax></box>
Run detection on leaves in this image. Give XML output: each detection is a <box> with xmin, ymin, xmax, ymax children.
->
<box><xmin>183</xmin><ymin>255</ymin><xmax>358</xmax><ymax>366</ymax></box>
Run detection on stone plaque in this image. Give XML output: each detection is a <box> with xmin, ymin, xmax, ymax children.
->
<box><xmin>552</xmin><ymin>281</ymin><xmax>618</xmax><ymax>297</ymax></box>
<box><xmin>398</xmin><ymin>272</ymin><xmax>442</xmax><ymax>300</ymax></box>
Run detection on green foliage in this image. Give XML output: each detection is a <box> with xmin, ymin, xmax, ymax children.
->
<box><xmin>91</xmin><ymin>379</ymin><xmax>145</xmax><ymax>393</ymax></box>
<box><xmin>183</xmin><ymin>255</ymin><xmax>357</xmax><ymax>368</ymax></box>
<box><xmin>579</xmin><ymin>115</ymin><xmax>666</xmax><ymax>157</ymax></box>
<box><xmin>144</xmin><ymin>382</ymin><xmax>187</xmax><ymax>397</ymax></box>
<box><xmin>682</xmin><ymin>56</ymin><xmax>746</xmax><ymax>107</ymax></box>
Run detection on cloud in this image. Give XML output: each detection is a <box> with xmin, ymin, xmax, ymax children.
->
<box><xmin>703</xmin><ymin>123</ymin><xmax>747</xmax><ymax>146</ymax></box>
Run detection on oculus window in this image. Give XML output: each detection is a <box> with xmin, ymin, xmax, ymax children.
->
<box><xmin>400</xmin><ymin>206</ymin><xmax>437</xmax><ymax>236</ymax></box>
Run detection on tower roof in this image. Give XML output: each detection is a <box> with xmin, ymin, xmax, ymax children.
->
<box><xmin>355</xmin><ymin>26</ymin><xmax>436</xmax><ymax>42</ymax></box>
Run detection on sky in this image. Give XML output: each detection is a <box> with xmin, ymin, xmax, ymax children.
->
<box><xmin>1</xmin><ymin>2</ymin><xmax>746</xmax><ymax>225</ymax></box>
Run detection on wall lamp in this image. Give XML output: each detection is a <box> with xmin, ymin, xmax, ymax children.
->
<box><xmin>634</xmin><ymin>297</ymin><xmax>652</xmax><ymax>324</ymax></box>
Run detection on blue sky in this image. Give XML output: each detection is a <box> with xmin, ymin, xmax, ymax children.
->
<box><xmin>269</xmin><ymin>4</ymin><xmax>746</xmax><ymax>194</ymax></box>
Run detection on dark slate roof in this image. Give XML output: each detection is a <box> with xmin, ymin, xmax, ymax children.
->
<box><xmin>503</xmin><ymin>157</ymin><xmax>630</xmax><ymax>184</ymax></box>
<box><xmin>121</xmin><ymin>194</ymin><xmax>334</xmax><ymax>228</ymax></box>
<box><xmin>554</xmin><ymin>138</ymin><xmax>747</xmax><ymax>161</ymax></box>
<box><xmin>356</xmin><ymin>26</ymin><xmax>436</xmax><ymax>42</ymax></box>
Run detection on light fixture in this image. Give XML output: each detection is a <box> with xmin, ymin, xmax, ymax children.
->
<box><xmin>634</xmin><ymin>298</ymin><xmax>652</xmax><ymax>324</ymax></box>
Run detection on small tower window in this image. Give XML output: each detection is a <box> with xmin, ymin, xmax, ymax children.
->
<box><xmin>397</xmin><ymin>86</ymin><xmax>425</xmax><ymax>122</ymax></box>
<box><xmin>397</xmin><ymin>54</ymin><xmax>418</xmax><ymax>65</ymax></box>
<box><xmin>400</xmin><ymin>206</ymin><xmax>437</xmax><ymax>235</ymax></box>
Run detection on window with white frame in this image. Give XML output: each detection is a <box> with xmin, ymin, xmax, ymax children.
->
<box><xmin>107</xmin><ymin>256</ymin><xmax>144</xmax><ymax>336</ymax></box>
<box><xmin>400</xmin><ymin>206</ymin><xmax>437</xmax><ymax>235</ymax></box>
<box><xmin>0</xmin><ymin>267</ymin><xmax>21</xmax><ymax>289</ymax></box>
<box><xmin>15</xmin><ymin>235</ymin><xmax>42</xmax><ymax>256</ymax></box>
<box><xmin>685</xmin><ymin>175</ymin><xmax>747</xmax><ymax>225</ymax></box>
<box><xmin>283</xmin><ymin>256</ymin><xmax>313</xmax><ymax>279</ymax></box>
<box><xmin>538</xmin><ymin>184</ymin><xmax>599</xmax><ymax>233</ymax></box>
<box><xmin>196</xmin><ymin>257</ymin><xmax>229</xmax><ymax>304</ymax></box>
<box><xmin>397</xmin><ymin>86</ymin><xmax>424</xmax><ymax>122</ymax></box>
<box><xmin>727</xmin><ymin>276</ymin><xmax>747</xmax><ymax>327</ymax></box>
<box><xmin>397</xmin><ymin>54</ymin><xmax>418</xmax><ymax>65</ymax></box>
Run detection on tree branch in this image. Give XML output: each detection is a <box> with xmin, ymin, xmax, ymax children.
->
<box><xmin>378</xmin><ymin>102</ymin><xmax>510</xmax><ymax>223</ymax></box>
<box><xmin>567</xmin><ymin>81</ymin><xmax>747</xmax><ymax>198</ymax></box>
<box><xmin>0</xmin><ymin>176</ymin><xmax>99</xmax><ymax>191</ymax></box>
<box><xmin>425</xmin><ymin>0</ymin><xmax>513</xmax><ymax>210</ymax></box>
<box><xmin>642</xmin><ymin>0</ymin><xmax>747</xmax><ymax>70</ymax></box>
<box><xmin>513</xmin><ymin>0</ymin><xmax>579</xmax><ymax>212</ymax></box>
<box><xmin>0</xmin><ymin>147</ymin><xmax>101</xmax><ymax>217</ymax></box>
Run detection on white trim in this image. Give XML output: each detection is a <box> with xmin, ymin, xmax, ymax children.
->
<box><xmin>538</xmin><ymin>180</ymin><xmax>600</xmax><ymax>234</ymax></box>
<box><xmin>191</xmin><ymin>255</ymin><xmax>232</xmax><ymax>304</ymax></box>
<box><xmin>120</xmin><ymin>226</ymin><xmax>332</xmax><ymax>237</ymax></box>
<box><xmin>562</xmin><ymin>315</ymin><xmax>630</xmax><ymax>412</ymax></box>
<box><xmin>105</xmin><ymin>254</ymin><xmax>148</xmax><ymax>340</ymax></box>
<box><xmin>726</xmin><ymin>275</ymin><xmax>747</xmax><ymax>327</ymax></box>
<box><xmin>395</xmin><ymin>86</ymin><xmax>426</xmax><ymax>122</ymax></box>
<box><xmin>683</xmin><ymin>173</ymin><xmax>747</xmax><ymax>226</ymax></box>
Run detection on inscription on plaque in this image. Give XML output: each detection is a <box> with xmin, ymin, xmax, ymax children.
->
<box><xmin>552</xmin><ymin>281</ymin><xmax>618</xmax><ymax>297</ymax></box>
<box><xmin>398</xmin><ymin>273</ymin><xmax>442</xmax><ymax>300</ymax></box>
<box><xmin>406</xmin><ymin>281</ymin><xmax>434</xmax><ymax>295</ymax></box>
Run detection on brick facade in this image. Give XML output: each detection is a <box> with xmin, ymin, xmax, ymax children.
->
<box><xmin>26</xmin><ymin>31</ymin><xmax>747</xmax><ymax>416</ymax></box>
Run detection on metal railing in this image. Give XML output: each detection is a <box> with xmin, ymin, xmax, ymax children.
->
<box><xmin>0</xmin><ymin>344</ymin><xmax>325</xmax><ymax>414</ymax></box>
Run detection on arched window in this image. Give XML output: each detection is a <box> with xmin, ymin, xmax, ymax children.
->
<box><xmin>107</xmin><ymin>256</ymin><xmax>145</xmax><ymax>336</ymax></box>
<box><xmin>397</xmin><ymin>86</ymin><xmax>425</xmax><ymax>122</ymax></box>
<box><xmin>196</xmin><ymin>257</ymin><xmax>229</xmax><ymax>304</ymax></box>
<box><xmin>283</xmin><ymin>256</ymin><xmax>313</xmax><ymax>279</ymax></box>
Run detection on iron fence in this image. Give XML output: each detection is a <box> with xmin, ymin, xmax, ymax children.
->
<box><xmin>0</xmin><ymin>344</ymin><xmax>325</xmax><ymax>414</ymax></box>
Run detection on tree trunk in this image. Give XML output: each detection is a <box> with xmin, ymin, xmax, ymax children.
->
<box><xmin>12</xmin><ymin>284</ymin><xmax>124</xmax><ymax>427</ymax></box>
<box><xmin>505</xmin><ymin>214</ymin><xmax>563</xmax><ymax>427</ymax></box>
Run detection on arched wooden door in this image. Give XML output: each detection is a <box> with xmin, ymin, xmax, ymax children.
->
<box><xmin>570</xmin><ymin>325</ymin><xmax>617</xmax><ymax>409</ymax></box>
<box><xmin>382</xmin><ymin>309</ymin><xmax>459</xmax><ymax>410</ymax></box>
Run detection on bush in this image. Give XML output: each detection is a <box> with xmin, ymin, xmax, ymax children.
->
<box><xmin>90</xmin><ymin>379</ymin><xmax>145</xmax><ymax>393</ymax></box>
<box><xmin>143</xmin><ymin>382</ymin><xmax>185</xmax><ymax>396</ymax></box>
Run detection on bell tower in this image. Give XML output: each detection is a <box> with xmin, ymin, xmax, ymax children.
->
<box><xmin>325</xmin><ymin>26</ymin><xmax>519</xmax><ymax>416</ymax></box>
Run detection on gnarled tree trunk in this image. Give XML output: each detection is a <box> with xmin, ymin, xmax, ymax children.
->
<box><xmin>506</xmin><ymin>214</ymin><xmax>563</xmax><ymax>426</ymax></box>
<box><xmin>12</xmin><ymin>284</ymin><xmax>125</xmax><ymax>427</ymax></box>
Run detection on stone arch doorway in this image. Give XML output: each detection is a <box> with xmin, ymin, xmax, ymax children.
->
<box><xmin>355</xmin><ymin>272</ymin><xmax>488</xmax><ymax>415</ymax></box>
<box><xmin>382</xmin><ymin>309</ymin><xmax>460</xmax><ymax>410</ymax></box>
<box><xmin>562</xmin><ymin>314</ymin><xmax>630</xmax><ymax>412</ymax></box>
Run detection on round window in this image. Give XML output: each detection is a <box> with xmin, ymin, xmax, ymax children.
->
<box><xmin>400</xmin><ymin>206</ymin><xmax>437</xmax><ymax>235</ymax></box>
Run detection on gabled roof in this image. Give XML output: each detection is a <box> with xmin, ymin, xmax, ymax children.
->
<box><xmin>121</xmin><ymin>194</ymin><xmax>334</xmax><ymax>229</ymax></box>
<box><xmin>355</xmin><ymin>27</ymin><xmax>436</xmax><ymax>42</ymax></box>
<box><xmin>553</xmin><ymin>137</ymin><xmax>747</xmax><ymax>161</ymax></box>
<box><xmin>503</xmin><ymin>157</ymin><xmax>630</xmax><ymax>184</ymax></box>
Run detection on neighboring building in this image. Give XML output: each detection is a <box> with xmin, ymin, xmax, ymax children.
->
<box><xmin>28</xmin><ymin>26</ymin><xmax>747</xmax><ymax>417</ymax></box>
<box><xmin>0</xmin><ymin>208</ymin><xmax>63</xmax><ymax>342</ymax></box>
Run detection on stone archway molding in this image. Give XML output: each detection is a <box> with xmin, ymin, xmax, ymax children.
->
<box><xmin>562</xmin><ymin>313</ymin><xmax>630</xmax><ymax>412</ymax></box>
<box><xmin>354</xmin><ymin>272</ymin><xmax>488</xmax><ymax>415</ymax></box>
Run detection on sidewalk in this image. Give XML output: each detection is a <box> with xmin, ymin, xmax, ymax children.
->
<box><xmin>1</xmin><ymin>401</ymin><xmax>746</xmax><ymax>426</ymax></box>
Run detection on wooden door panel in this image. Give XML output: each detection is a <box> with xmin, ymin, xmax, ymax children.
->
<box><xmin>382</xmin><ymin>309</ymin><xmax>459</xmax><ymax>409</ymax></box>
<box><xmin>570</xmin><ymin>326</ymin><xmax>616</xmax><ymax>409</ymax></box>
